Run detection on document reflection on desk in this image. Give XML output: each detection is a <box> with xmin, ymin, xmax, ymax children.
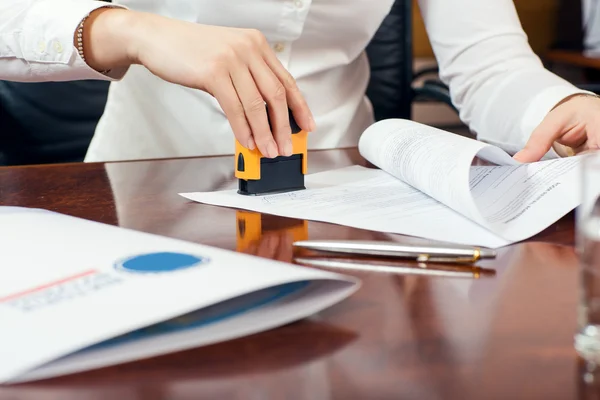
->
<box><xmin>181</xmin><ymin>119</ymin><xmax>582</xmax><ymax>249</ymax></box>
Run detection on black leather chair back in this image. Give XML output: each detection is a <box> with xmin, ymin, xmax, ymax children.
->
<box><xmin>553</xmin><ymin>0</ymin><xmax>584</xmax><ymax>51</ymax></box>
<box><xmin>365</xmin><ymin>0</ymin><xmax>413</xmax><ymax>121</ymax></box>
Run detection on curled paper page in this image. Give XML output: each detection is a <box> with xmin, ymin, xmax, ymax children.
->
<box><xmin>181</xmin><ymin>119</ymin><xmax>581</xmax><ymax>248</ymax></box>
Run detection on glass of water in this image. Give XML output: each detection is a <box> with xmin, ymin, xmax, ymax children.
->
<box><xmin>576</xmin><ymin>151</ymin><xmax>600</xmax><ymax>361</ymax></box>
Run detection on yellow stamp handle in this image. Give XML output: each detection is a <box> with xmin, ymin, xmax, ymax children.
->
<box><xmin>235</xmin><ymin>108</ymin><xmax>308</xmax><ymax>195</ymax></box>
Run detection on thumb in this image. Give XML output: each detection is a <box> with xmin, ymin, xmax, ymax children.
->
<box><xmin>513</xmin><ymin>109</ymin><xmax>570</xmax><ymax>163</ymax></box>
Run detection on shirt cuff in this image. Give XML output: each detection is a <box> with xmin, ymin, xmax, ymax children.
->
<box><xmin>21</xmin><ymin>0</ymin><xmax>129</xmax><ymax>81</ymax></box>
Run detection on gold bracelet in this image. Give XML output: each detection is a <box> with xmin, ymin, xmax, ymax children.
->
<box><xmin>76</xmin><ymin>16</ymin><xmax>87</xmax><ymax>62</ymax></box>
<box><xmin>76</xmin><ymin>13</ymin><xmax>110</xmax><ymax>75</ymax></box>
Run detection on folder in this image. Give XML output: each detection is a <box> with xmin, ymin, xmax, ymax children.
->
<box><xmin>0</xmin><ymin>207</ymin><xmax>358</xmax><ymax>384</ymax></box>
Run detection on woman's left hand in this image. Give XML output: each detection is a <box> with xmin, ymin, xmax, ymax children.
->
<box><xmin>513</xmin><ymin>94</ymin><xmax>600</xmax><ymax>162</ymax></box>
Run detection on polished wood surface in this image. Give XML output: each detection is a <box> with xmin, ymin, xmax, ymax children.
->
<box><xmin>546</xmin><ymin>50</ymin><xmax>600</xmax><ymax>70</ymax></box>
<box><xmin>0</xmin><ymin>149</ymin><xmax>592</xmax><ymax>399</ymax></box>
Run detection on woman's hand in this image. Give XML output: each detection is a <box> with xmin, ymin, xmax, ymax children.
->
<box><xmin>81</xmin><ymin>7</ymin><xmax>315</xmax><ymax>158</ymax></box>
<box><xmin>513</xmin><ymin>94</ymin><xmax>600</xmax><ymax>162</ymax></box>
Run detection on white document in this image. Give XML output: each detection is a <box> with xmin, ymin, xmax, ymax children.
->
<box><xmin>180</xmin><ymin>119</ymin><xmax>581</xmax><ymax>248</ymax></box>
<box><xmin>0</xmin><ymin>207</ymin><xmax>358</xmax><ymax>384</ymax></box>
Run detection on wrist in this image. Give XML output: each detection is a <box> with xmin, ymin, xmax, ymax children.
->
<box><xmin>76</xmin><ymin>7</ymin><xmax>140</xmax><ymax>72</ymax></box>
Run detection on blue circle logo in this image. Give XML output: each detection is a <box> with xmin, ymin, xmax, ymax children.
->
<box><xmin>114</xmin><ymin>252</ymin><xmax>209</xmax><ymax>273</ymax></box>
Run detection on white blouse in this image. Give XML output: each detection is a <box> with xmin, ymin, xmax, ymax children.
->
<box><xmin>0</xmin><ymin>0</ymin><xmax>587</xmax><ymax>161</ymax></box>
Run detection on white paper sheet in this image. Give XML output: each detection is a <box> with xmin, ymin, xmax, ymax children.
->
<box><xmin>358</xmin><ymin>118</ymin><xmax>580</xmax><ymax>232</ymax></box>
<box><xmin>181</xmin><ymin>166</ymin><xmax>510</xmax><ymax>248</ymax></box>
<box><xmin>181</xmin><ymin>119</ymin><xmax>581</xmax><ymax>248</ymax></box>
<box><xmin>468</xmin><ymin>157</ymin><xmax>580</xmax><ymax>241</ymax></box>
<box><xmin>0</xmin><ymin>207</ymin><xmax>358</xmax><ymax>384</ymax></box>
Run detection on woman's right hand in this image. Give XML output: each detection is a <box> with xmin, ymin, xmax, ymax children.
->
<box><xmin>82</xmin><ymin>7</ymin><xmax>315</xmax><ymax>158</ymax></box>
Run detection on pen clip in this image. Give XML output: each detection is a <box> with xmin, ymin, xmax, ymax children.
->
<box><xmin>416</xmin><ymin>248</ymin><xmax>482</xmax><ymax>264</ymax></box>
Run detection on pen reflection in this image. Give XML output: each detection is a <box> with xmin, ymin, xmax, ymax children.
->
<box><xmin>293</xmin><ymin>255</ymin><xmax>496</xmax><ymax>279</ymax></box>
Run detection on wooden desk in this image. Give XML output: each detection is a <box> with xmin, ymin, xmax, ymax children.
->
<box><xmin>546</xmin><ymin>50</ymin><xmax>600</xmax><ymax>70</ymax></box>
<box><xmin>0</xmin><ymin>149</ymin><xmax>590</xmax><ymax>399</ymax></box>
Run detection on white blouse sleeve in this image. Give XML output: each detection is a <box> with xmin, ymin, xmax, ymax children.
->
<box><xmin>0</xmin><ymin>0</ymin><xmax>128</xmax><ymax>82</ymax></box>
<box><xmin>419</xmin><ymin>0</ymin><xmax>591</xmax><ymax>156</ymax></box>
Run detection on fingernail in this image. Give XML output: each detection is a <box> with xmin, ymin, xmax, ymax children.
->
<box><xmin>309</xmin><ymin>115</ymin><xmax>316</xmax><ymax>131</ymax></box>
<box><xmin>267</xmin><ymin>141</ymin><xmax>278</xmax><ymax>158</ymax></box>
<box><xmin>247</xmin><ymin>137</ymin><xmax>256</xmax><ymax>150</ymax></box>
<box><xmin>283</xmin><ymin>139</ymin><xmax>293</xmax><ymax>156</ymax></box>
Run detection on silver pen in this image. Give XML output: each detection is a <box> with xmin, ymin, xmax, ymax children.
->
<box><xmin>293</xmin><ymin>240</ymin><xmax>496</xmax><ymax>263</ymax></box>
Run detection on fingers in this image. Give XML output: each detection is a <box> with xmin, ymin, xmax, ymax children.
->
<box><xmin>578</xmin><ymin>117</ymin><xmax>600</xmax><ymax>152</ymax></box>
<box><xmin>262</xmin><ymin>45</ymin><xmax>315</xmax><ymax>133</ymax></box>
<box><xmin>230</xmin><ymin>64</ymin><xmax>279</xmax><ymax>158</ymax></box>
<box><xmin>210</xmin><ymin>74</ymin><xmax>256</xmax><ymax>151</ymax></box>
<box><xmin>208</xmin><ymin>29</ymin><xmax>313</xmax><ymax>157</ymax></box>
<box><xmin>248</xmin><ymin>57</ymin><xmax>293</xmax><ymax>156</ymax></box>
<box><xmin>513</xmin><ymin>108</ymin><xmax>572</xmax><ymax>163</ymax></box>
